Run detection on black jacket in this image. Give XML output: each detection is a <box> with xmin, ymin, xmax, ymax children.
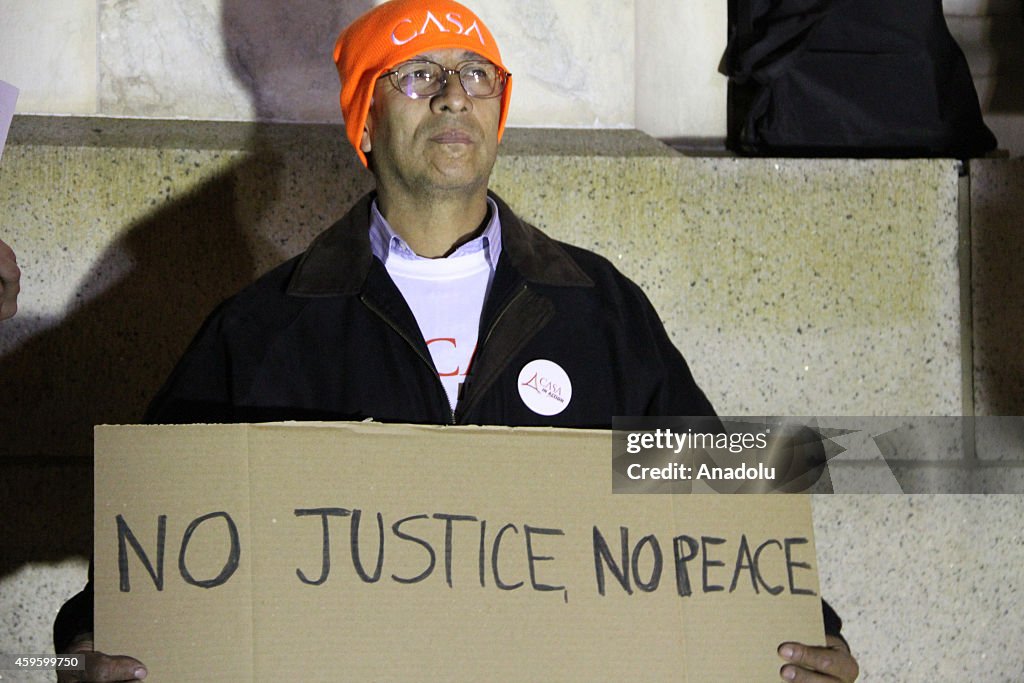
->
<box><xmin>144</xmin><ymin>192</ymin><xmax>715</xmax><ymax>426</ymax></box>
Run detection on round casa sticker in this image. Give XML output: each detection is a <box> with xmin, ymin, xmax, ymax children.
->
<box><xmin>517</xmin><ymin>359</ymin><xmax>572</xmax><ymax>416</ymax></box>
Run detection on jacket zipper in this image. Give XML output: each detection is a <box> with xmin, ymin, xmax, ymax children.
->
<box><xmin>453</xmin><ymin>283</ymin><xmax>529</xmax><ymax>423</ymax></box>
<box><xmin>360</xmin><ymin>294</ymin><xmax>456</xmax><ymax>424</ymax></box>
<box><xmin>478</xmin><ymin>284</ymin><xmax>528</xmax><ymax>352</ymax></box>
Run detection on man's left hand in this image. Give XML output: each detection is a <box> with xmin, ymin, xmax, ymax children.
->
<box><xmin>778</xmin><ymin>635</ymin><xmax>859</xmax><ymax>682</ymax></box>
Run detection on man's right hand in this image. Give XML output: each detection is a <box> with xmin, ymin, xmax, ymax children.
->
<box><xmin>0</xmin><ymin>238</ymin><xmax>20</xmax><ymax>321</ymax></box>
<box><xmin>57</xmin><ymin>635</ymin><xmax>147</xmax><ymax>682</ymax></box>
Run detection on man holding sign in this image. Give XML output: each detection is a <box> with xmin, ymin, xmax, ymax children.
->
<box><xmin>56</xmin><ymin>1</ymin><xmax>857</xmax><ymax>681</ymax></box>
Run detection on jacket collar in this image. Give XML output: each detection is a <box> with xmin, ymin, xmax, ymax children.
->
<box><xmin>287</xmin><ymin>191</ymin><xmax>593</xmax><ymax>297</ymax></box>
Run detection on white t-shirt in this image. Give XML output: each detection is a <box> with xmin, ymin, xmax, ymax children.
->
<box><xmin>385</xmin><ymin>249</ymin><xmax>491</xmax><ymax>411</ymax></box>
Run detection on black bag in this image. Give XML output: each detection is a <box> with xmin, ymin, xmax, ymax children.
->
<box><xmin>723</xmin><ymin>0</ymin><xmax>997</xmax><ymax>157</ymax></box>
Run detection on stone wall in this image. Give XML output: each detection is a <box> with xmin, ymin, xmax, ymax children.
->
<box><xmin>2</xmin><ymin>120</ymin><xmax>1023</xmax><ymax>679</ymax></box>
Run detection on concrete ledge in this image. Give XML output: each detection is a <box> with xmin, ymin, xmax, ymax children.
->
<box><xmin>8</xmin><ymin>115</ymin><xmax>677</xmax><ymax>157</ymax></box>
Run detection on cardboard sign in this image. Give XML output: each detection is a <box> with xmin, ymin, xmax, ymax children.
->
<box><xmin>95</xmin><ymin>422</ymin><xmax>825</xmax><ymax>681</ymax></box>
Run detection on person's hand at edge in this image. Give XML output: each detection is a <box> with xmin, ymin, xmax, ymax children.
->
<box><xmin>778</xmin><ymin>635</ymin><xmax>859</xmax><ymax>682</ymax></box>
<box><xmin>0</xmin><ymin>238</ymin><xmax>20</xmax><ymax>320</ymax></box>
<box><xmin>56</xmin><ymin>633</ymin><xmax>148</xmax><ymax>683</ymax></box>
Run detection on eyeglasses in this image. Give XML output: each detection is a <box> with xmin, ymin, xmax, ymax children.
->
<box><xmin>380</xmin><ymin>59</ymin><xmax>510</xmax><ymax>100</ymax></box>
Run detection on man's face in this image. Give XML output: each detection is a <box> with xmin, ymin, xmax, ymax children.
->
<box><xmin>361</xmin><ymin>48</ymin><xmax>501</xmax><ymax>199</ymax></box>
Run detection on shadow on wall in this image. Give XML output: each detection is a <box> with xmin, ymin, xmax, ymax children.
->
<box><xmin>972</xmin><ymin>7</ymin><xmax>1024</xmax><ymax>415</ymax></box>
<box><xmin>982</xmin><ymin>3</ymin><xmax>1024</xmax><ymax>116</ymax></box>
<box><xmin>972</xmin><ymin>159</ymin><xmax>1024</xmax><ymax>416</ymax></box>
<box><xmin>0</xmin><ymin>0</ymin><xmax>373</xmax><ymax>584</ymax></box>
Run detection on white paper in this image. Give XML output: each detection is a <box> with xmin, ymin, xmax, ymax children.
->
<box><xmin>0</xmin><ymin>80</ymin><xmax>19</xmax><ymax>162</ymax></box>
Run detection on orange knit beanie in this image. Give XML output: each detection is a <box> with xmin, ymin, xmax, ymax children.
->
<box><xmin>333</xmin><ymin>0</ymin><xmax>512</xmax><ymax>167</ymax></box>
